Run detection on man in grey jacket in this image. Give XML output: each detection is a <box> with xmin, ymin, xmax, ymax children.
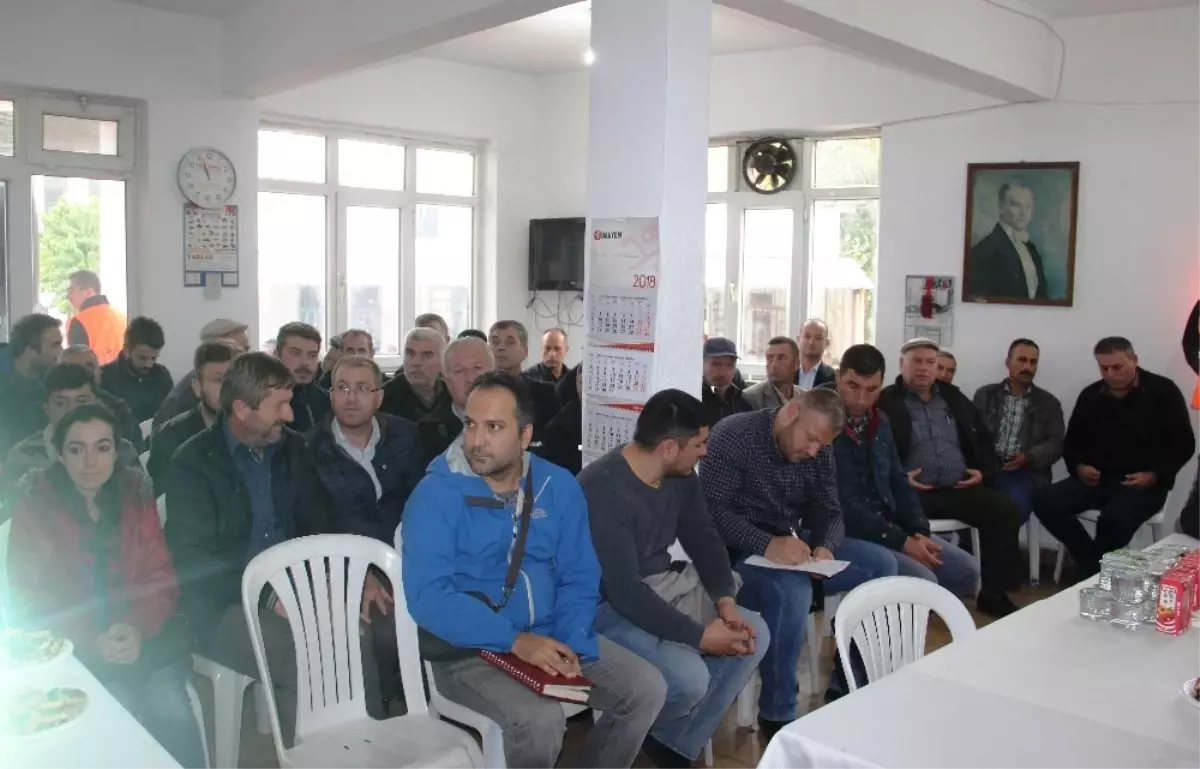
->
<box><xmin>743</xmin><ymin>336</ymin><xmax>801</xmax><ymax>410</ymax></box>
<box><xmin>972</xmin><ymin>338</ymin><xmax>1064</xmax><ymax>523</ymax></box>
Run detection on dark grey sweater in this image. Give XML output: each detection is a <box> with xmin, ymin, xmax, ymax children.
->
<box><xmin>578</xmin><ymin>447</ymin><xmax>737</xmax><ymax>648</ymax></box>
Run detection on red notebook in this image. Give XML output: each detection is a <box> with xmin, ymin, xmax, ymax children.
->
<box><xmin>479</xmin><ymin>651</ymin><xmax>593</xmax><ymax>704</ymax></box>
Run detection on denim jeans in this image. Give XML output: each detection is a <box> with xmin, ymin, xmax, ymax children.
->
<box><xmin>594</xmin><ymin>602</ymin><xmax>769</xmax><ymax>761</ymax></box>
<box><xmin>106</xmin><ymin>663</ymin><xmax>207</xmax><ymax>769</ymax></box>
<box><xmin>995</xmin><ymin>469</ymin><xmax>1038</xmax><ymax>524</ymax></box>
<box><xmin>891</xmin><ymin>533</ymin><xmax>979</xmax><ymax>597</ymax></box>
<box><xmin>734</xmin><ymin>536</ymin><xmax>897</xmax><ymax>722</ymax></box>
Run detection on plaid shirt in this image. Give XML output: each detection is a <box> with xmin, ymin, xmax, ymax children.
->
<box><xmin>993</xmin><ymin>382</ymin><xmax>1029</xmax><ymax>460</ymax></box>
<box><xmin>699</xmin><ymin>409</ymin><xmax>845</xmax><ymax>556</ymax></box>
<box><xmin>902</xmin><ymin>387</ymin><xmax>968</xmax><ymax>488</ymax></box>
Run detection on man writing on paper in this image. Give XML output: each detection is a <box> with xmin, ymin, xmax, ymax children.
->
<box><xmin>699</xmin><ymin>388</ymin><xmax>896</xmax><ymax>737</ymax></box>
<box><xmin>580</xmin><ymin>390</ymin><xmax>769</xmax><ymax>768</ymax></box>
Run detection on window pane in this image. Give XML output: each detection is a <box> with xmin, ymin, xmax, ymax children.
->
<box><xmin>338</xmin><ymin>139</ymin><xmax>405</xmax><ymax>191</ymax></box>
<box><xmin>415</xmin><ymin>149</ymin><xmax>474</xmax><ymax>196</ymax></box>
<box><xmin>42</xmin><ymin>115</ymin><xmax>118</xmax><ymax>155</ymax></box>
<box><xmin>812</xmin><ymin>137</ymin><xmax>881</xmax><ymax>188</ymax></box>
<box><xmin>259</xmin><ymin>192</ymin><xmax>326</xmax><ymax>344</ymax></box>
<box><xmin>258</xmin><ymin>130</ymin><xmax>326</xmax><ymax>183</ymax></box>
<box><xmin>0</xmin><ymin>182</ymin><xmax>7</xmax><ymax>339</ymax></box>
<box><xmin>346</xmin><ymin>206</ymin><xmax>400</xmax><ymax>355</ymax></box>
<box><xmin>809</xmin><ymin>199</ymin><xmax>878</xmax><ymax>361</ymax></box>
<box><xmin>740</xmin><ymin>208</ymin><xmax>793</xmax><ymax>362</ymax></box>
<box><xmin>708</xmin><ymin>146</ymin><xmax>729</xmax><ymax>193</ymax></box>
<box><xmin>704</xmin><ymin>203</ymin><xmax>727</xmax><ymax>338</ymax></box>
<box><xmin>415</xmin><ymin>204</ymin><xmax>472</xmax><ymax>336</ymax></box>
<box><xmin>33</xmin><ymin>176</ymin><xmax>127</xmax><ymax>320</ymax></box>
<box><xmin>0</xmin><ymin>101</ymin><xmax>13</xmax><ymax>156</ymax></box>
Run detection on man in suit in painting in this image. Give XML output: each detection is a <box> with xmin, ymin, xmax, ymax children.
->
<box><xmin>968</xmin><ymin>182</ymin><xmax>1049</xmax><ymax>301</ymax></box>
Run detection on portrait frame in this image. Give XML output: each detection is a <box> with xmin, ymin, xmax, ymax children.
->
<box><xmin>962</xmin><ymin>161</ymin><xmax>1079</xmax><ymax>307</ymax></box>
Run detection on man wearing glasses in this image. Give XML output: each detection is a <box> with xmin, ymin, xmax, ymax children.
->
<box><xmin>306</xmin><ymin>353</ymin><xmax>425</xmax><ymax>713</ymax></box>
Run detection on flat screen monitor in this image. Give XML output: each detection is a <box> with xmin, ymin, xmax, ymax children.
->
<box><xmin>529</xmin><ymin>217</ymin><xmax>585</xmax><ymax>291</ymax></box>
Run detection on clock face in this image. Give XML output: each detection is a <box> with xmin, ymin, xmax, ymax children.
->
<box><xmin>178</xmin><ymin>147</ymin><xmax>237</xmax><ymax>208</ymax></box>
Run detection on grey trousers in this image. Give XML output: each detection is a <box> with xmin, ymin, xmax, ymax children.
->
<box><xmin>431</xmin><ymin>635</ymin><xmax>667</xmax><ymax>768</ymax></box>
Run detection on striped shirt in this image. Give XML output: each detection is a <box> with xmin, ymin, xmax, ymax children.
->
<box><xmin>699</xmin><ymin>408</ymin><xmax>845</xmax><ymax>556</ymax></box>
<box><xmin>993</xmin><ymin>383</ymin><xmax>1028</xmax><ymax>460</ymax></box>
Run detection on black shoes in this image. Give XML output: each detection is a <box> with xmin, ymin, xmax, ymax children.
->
<box><xmin>641</xmin><ymin>736</ymin><xmax>692</xmax><ymax>768</ymax></box>
<box><xmin>976</xmin><ymin>591</ymin><xmax>1020</xmax><ymax>618</ymax></box>
<box><xmin>756</xmin><ymin>715</ymin><xmax>790</xmax><ymax>742</ymax></box>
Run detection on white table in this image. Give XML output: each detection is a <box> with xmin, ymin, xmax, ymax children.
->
<box><xmin>0</xmin><ymin>652</ymin><xmax>180</xmax><ymax>769</ymax></box>
<box><xmin>762</xmin><ymin>533</ymin><xmax>1200</xmax><ymax>769</ymax></box>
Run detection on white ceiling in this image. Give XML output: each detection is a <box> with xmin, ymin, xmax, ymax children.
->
<box><xmin>1025</xmin><ymin>0</ymin><xmax>1196</xmax><ymax>17</ymax></box>
<box><xmin>116</xmin><ymin>0</ymin><xmax>243</xmax><ymax>16</ymax></box>
<box><xmin>420</xmin><ymin>4</ymin><xmax>822</xmax><ymax>74</ymax></box>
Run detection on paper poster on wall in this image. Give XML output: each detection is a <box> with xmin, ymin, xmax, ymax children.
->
<box><xmin>903</xmin><ymin>275</ymin><xmax>954</xmax><ymax>346</ymax></box>
<box><xmin>584</xmin><ymin>345</ymin><xmax>654</xmax><ymax>402</ymax></box>
<box><xmin>184</xmin><ymin>204</ymin><xmax>239</xmax><ymax>286</ymax></box>
<box><xmin>583</xmin><ymin>398</ymin><xmax>642</xmax><ymax>455</ymax></box>
<box><xmin>588</xmin><ymin>217</ymin><xmax>660</xmax><ymax>288</ymax></box>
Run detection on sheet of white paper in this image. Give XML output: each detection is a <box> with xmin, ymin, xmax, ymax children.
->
<box><xmin>742</xmin><ymin>555</ymin><xmax>850</xmax><ymax>577</ymax></box>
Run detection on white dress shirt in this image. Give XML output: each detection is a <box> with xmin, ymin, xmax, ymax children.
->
<box><xmin>333</xmin><ymin>417</ymin><xmax>382</xmax><ymax>499</ymax></box>
<box><xmin>1001</xmin><ymin>222</ymin><xmax>1038</xmax><ymax>299</ymax></box>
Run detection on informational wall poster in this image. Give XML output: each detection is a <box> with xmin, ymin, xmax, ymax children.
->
<box><xmin>184</xmin><ymin>204</ymin><xmax>239</xmax><ymax>287</ymax></box>
<box><xmin>903</xmin><ymin>274</ymin><xmax>955</xmax><ymax>347</ymax></box>
<box><xmin>583</xmin><ymin>400</ymin><xmax>641</xmax><ymax>458</ymax></box>
<box><xmin>584</xmin><ymin>345</ymin><xmax>654</xmax><ymax>401</ymax></box>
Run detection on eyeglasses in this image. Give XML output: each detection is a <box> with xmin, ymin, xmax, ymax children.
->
<box><xmin>332</xmin><ymin>384</ymin><xmax>381</xmax><ymax>397</ymax></box>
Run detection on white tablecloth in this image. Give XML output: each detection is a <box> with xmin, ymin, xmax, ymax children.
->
<box><xmin>0</xmin><ymin>652</ymin><xmax>180</xmax><ymax>769</ymax></box>
<box><xmin>763</xmin><ymin>533</ymin><xmax>1200</xmax><ymax>769</ymax></box>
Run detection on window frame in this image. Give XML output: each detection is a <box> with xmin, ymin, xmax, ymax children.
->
<box><xmin>257</xmin><ymin>118</ymin><xmax>482</xmax><ymax>367</ymax></box>
<box><xmin>707</xmin><ymin>135</ymin><xmax>880</xmax><ymax>376</ymax></box>
<box><xmin>25</xmin><ymin>96</ymin><xmax>137</xmax><ymax>173</ymax></box>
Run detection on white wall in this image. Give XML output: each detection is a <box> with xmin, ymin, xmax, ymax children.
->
<box><xmin>877</xmin><ymin>6</ymin><xmax>1200</xmax><ymax>520</ymax></box>
<box><xmin>0</xmin><ymin>0</ymin><xmax>259</xmax><ymax>375</ymax></box>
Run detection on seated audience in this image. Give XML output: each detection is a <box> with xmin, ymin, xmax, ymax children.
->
<box><xmin>100</xmin><ymin>316</ymin><xmax>173</xmax><ymax>424</ymax></box>
<box><xmin>415</xmin><ymin>311</ymin><xmax>451</xmax><ymax>342</ymax></box>
<box><xmin>400</xmin><ymin>372</ymin><xmax>666</xmax><ymax>769</ymax></box>
<box><xmin>581</xmin><ymin>390</ymin><xmax>768</xmax><ymax>767</ymax></box>
<box><xmin>273</xmin><ymin>321</ymin><xmax>329</xmax><ymax>433</ymax></box>
<box><xmin>701</xmin><ymin>337</ymin><xmax>751</xmax><ymax>426</ymax></box>
<box><xmin>1034</xmin><ymin>337</ymin><xmax>1194</xmax><ymax>577</ymax></box>
<box><xmin>935</xmin><ymin>350</ymin><xmax>958</xmax><ymax>385</ymax></box>
<box><xmin>543</xmin><ymin>363</ymin><xmax>583</xmax><ymax>474</ymax></box>
<box><xmin>0</xmin><ymin>314</ymin><xmax>63</xmax><ymax>456</ymax></box>
<box><xmin>8</xmin><ymin>404</ymin><xmax>205</xmax><ymax>767</ymax></box>
<box><xmin>308</xmin><ymin>354</ymin><xmax>423</xmax><ymax>714</ymax></box>
<box><xmin>795</xmin><ymin>319</ymin><xmax>836</xmax><ymax>390</ymax></box>
<box><xmin>524</xmin><ymin>327</ymin><xmax>570</xmax><ymax>384</ymax></box>
<box><xmin>147</xmin><ymin>341</ymin><xmax>238</xmax><ymax>492</ymax></box>
<box><xmin>315</xmin><ymin>332</ymin><xmax>344</xmax><ymax>391</ymax></box>
<box><xmin>972</xmin><ymin>338</ymin><xmax>1064</xmax><ymax>523</ymax></box>
<box><xmin>2</xmin><ymin>363</ymin><xmax>141</xmax><ymax>513</ymax></box>
<box><xmin>556</xmin><ymin>359</ymin><xmax>580</xmax><ymax>406</ymax></box>
<box><xmin>744</xmin><ymin>336</ymin><xmax>801</xmax><ymax>409</ymax></box>
<box><xmin>834</xmin><ymin>344</ymin><xmax>978</xmax><ymax>596</ymax></box>
<box><xmin>457</xmin><ymin>328</ymin><xmax>488</xmax><ymax>342</ymax></box>
<box><xmin>700</xmin><ymin>388</ymin><xmax>897</xmax><ymax>735</ymax></box>
<box><xmin>381</xmin><ymin>328</ymin><xmax>453</xmax><ymax>424</ymax></box>
<box><xmin>877</xmin><ymin>338</ymin><xmax>1022</xmax><ymax>617</ymax></box>
<box><xmin>165</xmin><ymin>353</ymin><xmax>335</xmax><ymax>744</ymax></box>
<box><xmin>60</xmin><ymin>344</ymin><xmax>142</xmax><ymax>451</ymax></box>
<box><xmin>64</xmin><ymin>269</ymin><xmax>126</xmax><ymax>365</ymax></box>
<box><xmin>417</xmin><ymin>336</ymin><xmax>492</xmax><ymax>463</ymax></box>
<box><xmin>153</xmin><ymin>318</ymin><xmax>250</xmax><ymax>427</ymax></box>
<box><xmin>489</xmin><ymin>320</ymin><xmax>560</xmax><ymax>446</ymax></box>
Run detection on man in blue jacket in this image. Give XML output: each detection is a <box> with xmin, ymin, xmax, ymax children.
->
<box><xmin>400</xmin><ymin>372</ymin><xmax>665</xmax><ymax>769</ymax></box>
<box><xmin>833</xmin><ymin>344</ymin><xmax>978</xmax><ymax>596</ymax></box>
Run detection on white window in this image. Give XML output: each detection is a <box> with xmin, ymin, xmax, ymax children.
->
<box><xmin>0</xmin><ymin>92</ymin><xmax>136</xmax><ymax>339</ymax></box>
<box><xmin>706</xmin><ymin>136</ymin><xmax>880</xmax><ymax>369</ymax></box>
<box><xmin>256</xmin><ymin>125</ymin><xmax>479</xmax><ymax>361</ymax></box>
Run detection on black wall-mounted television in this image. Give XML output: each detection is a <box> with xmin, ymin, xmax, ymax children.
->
<box><xmin>529</xmin><ymin>217</ymin><xmax>585</xmax><ymax>291</ymax></box>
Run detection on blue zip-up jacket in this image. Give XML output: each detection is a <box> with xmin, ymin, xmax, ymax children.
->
<box><xmin>399</xmin><ymin>441</ymin><xmax>601</xmax><ymax>660</ymax></box>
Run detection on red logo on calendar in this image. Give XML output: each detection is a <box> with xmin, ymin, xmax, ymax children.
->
<box><xmin>594</xmin><ymin>230</ymin><xmax>622</xmax><ymax>240</ymax></box>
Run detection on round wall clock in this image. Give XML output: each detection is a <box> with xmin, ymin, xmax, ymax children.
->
<box><xmin>177</xmin><ymin>147</ymin><xmax>237</xmax><ymax>208</ymax></box>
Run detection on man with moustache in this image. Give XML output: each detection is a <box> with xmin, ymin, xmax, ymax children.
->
<box><xmin>381</xmin><ymin>328</ymin><xmax>453</xmax><ymax>425</ymax></box>
<box><xmin>744</xmin><ymin>336</ymin><xmax>801</xmax><ymax>410</ymax></box>
<box><xmin>153</xmin><ymin>318</ymin><xmax>251</xmax><ymax>428</ymax></box>
<box><xmin>417</xmin><ymin>336</ymin><xmax>494</xmax><ymax>463</ymax></box>
<box><xmin>273</xmin><ymin>322</ymin><xmax>329</xmax><ymax>433</ymax></box>
<box><xmin>488</xmin><ymin>320</ymin><xmax>560</xmax><ymax>447</ymax></box>
<box><xmin>165</xmin><ymin>353</ymin><xmax>332</xmax><ymax>745</ymax></box>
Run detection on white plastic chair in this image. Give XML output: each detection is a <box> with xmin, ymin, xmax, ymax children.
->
<box><xmin>0</xmin><ymin>518</ymin><xmax>11</xmax><ymax>626</ymax></box>
<box><xmin>242</xmin><ymin>534</ymin><xmax>482</xmax><ymax>768</ymax></box>
<box><xmin>140</xmin><ymin>418</ymin><xmax>154</xmax><ymax>441</ymax></box>
<box><xmin>186</xmin><ymin>676</ymin><xmax>212</xmax><ymax>768</ymax></box>
<box><xmin>928</xmin><ymin>518</ymin><xmax>982</xmax><ymax>592</ymax></box>
<box><xmin>192</xmin><ymin>654</ymin><xmax>271</xmax><ymax>768</ymax></box>
<box><xmin>1052</xmin><ymin>509</ymin><xmax>1165</xmax><ymax>583</ymax></box>
<box><xmin>833</xmin><ymin>576</ymin><xmax>976</xmax><ymax>693</ymax></box>
<box><xmin>139</xmin><ymin>451</ymin><xmax>150</xmax><ymax>471</ymax></box>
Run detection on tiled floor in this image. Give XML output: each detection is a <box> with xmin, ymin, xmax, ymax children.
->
<box><xmin>218</xmin><ymin>572</ymin><xmax>1066</xmax><ymax>769</ymax></box>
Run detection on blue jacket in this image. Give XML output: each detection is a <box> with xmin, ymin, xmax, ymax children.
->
<box><xmin>831</xmin><ymin>409</ymin><xmax>930</xmax><ymax>551</ymax></box>
<box><xmin>400</xmin><ymin>443</ymin><xmax>601</xmax><ymax>660</ymax></box>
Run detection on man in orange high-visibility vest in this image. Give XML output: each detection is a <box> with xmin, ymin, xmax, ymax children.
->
<box><xmin>64</xmin><ymin>269</ymin><xmax>126</xmax><ymax>366</ymax></box>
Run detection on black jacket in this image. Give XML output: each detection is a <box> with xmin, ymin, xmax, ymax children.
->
<box><xmin>967</xmin><ymin>223</ymin><xmax>1049</xmax><ymax>301</ymax></box>
<box><xmin>541</xmin><ymin>398</ymin><xmax>582</xmax><ymax>475</ymax></box>
<box><xmin>152</xmin><ymin>373</ymin><xmax>199</xmax><ymax>429</ymax></box>
<box><xmin>794</xmin><ymin>362</ymin><xmax>836</xmax><ymax>389</ymax></box>
<box><xmin>380</xmin><ymin>375</ymin><xmax>454</xmax><ymax>426</ymax></box>
<box><xmin>100</xmin><ymin>354</ymin><xmax>174</xmax><ymax>424</ymax></box>
<box><xmin>288</xmin><ymin>382</ymin><xmax>331</xmax><ymax>434</ymax></box>
<box><xmin>701</xmin><ymin>381</ymin><xmax>752</xmax><ymax>427</ymax></box>
<box><xmin>416</xmin><ymin>409</ymin><xmax>463</xmax><ymax>466</ymax></box>
<box><xmin>306</xmin><ymin>414</ymin><xmax>424</xmax><ymax>544</ymax></box>
<box><xmin>524</xmin><ymin>361</ymin><xmax>567</xmax><ymax>385</ymax></box>
<box><xmin>146</xmin><ymin>407</ymin><xmax>207</xmax><ymax>494</ymax></box>
<box><xmin>524</xmin><ymin>374</ymin><xmax>561</xmax><ymax>448</ymax></box>
<box><xmin>878</xmin><ymin>377</ymin><xmax>1001</xmax><ymax>485</ymax></box>
<box><xmin>0</xmin><ymin>372</ymin><xmax>46</xmax><ymax>458</ymax></box>
<box><xmin>972</xmin><ymin>382</ymin><xmax>1065</xmax><ymax>487</ymax></box>
<box><xmin>164</xmin><ymin>418</ymin><xmax>330</xmax><ymax>647</ymax></box>
<box><xmin>1062</xmin><ymin>368</ymin><xmax>1194</xmax><ymax>491</ymax></box>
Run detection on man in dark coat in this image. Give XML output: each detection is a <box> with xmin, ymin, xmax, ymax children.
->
<box><xmin>967</xmin><ymin>182</ymin><xmax>1049</xmax><ymax>301</ymax></box>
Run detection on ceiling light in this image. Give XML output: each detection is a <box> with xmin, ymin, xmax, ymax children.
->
<box><xmin>583</xmin><ymin>49</ymin><xmax>596</xmax><ymax>66</ymax></box>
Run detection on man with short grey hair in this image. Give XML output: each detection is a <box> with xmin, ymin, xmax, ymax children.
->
<box><xmin>414</xmin><ymin>312</ymin><xmax>450</xmax><ymax>342</ymax></box>
<box><xmin>877</xmin><ymin>338</ymin><xmax>1022</xmax><ymax>617</ymax></box>
<box><xmin>416</xmin><ymin>336</ymin><xmax>493</xmax><ymax>462</ymax></box>
<box><xmin>381</xmin><ymin>327</ymin><xmax>452</xmax><ymax>426</ymax></box>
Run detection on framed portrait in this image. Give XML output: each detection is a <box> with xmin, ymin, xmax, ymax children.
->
<box><xmin>962</xmin><ymin>161</ymin><xmax>1079</xmax><ymax>307</ymax></box>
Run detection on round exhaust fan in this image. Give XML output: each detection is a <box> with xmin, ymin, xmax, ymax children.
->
<box><xmin>742</xmin><ymin>138</ymin><xmax>796</xmax><ymax>194</ymax></box>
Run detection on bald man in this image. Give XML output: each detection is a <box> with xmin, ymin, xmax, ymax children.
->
<box><xmin>795</xmin><ymin>319</ymin><xmax>836</xmax><ymax>390</ymax></box>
